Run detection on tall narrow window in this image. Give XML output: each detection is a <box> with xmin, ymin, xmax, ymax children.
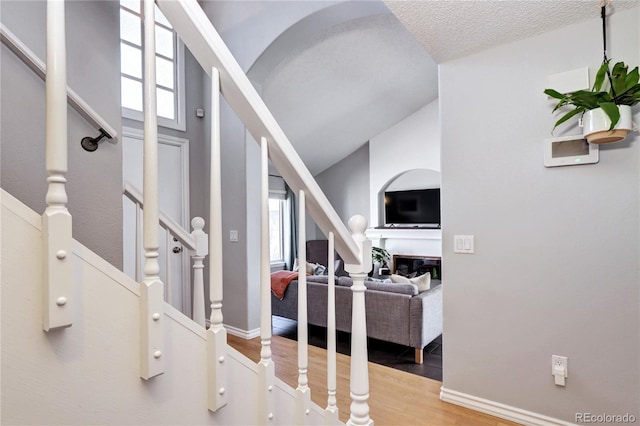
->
<box><xmin>120</xmin><ymin>0</ymin><xmax>185</xmax><ymax>130</ymax></box>
<box><xmin>269</xmin><ymin>198</ymin><xmax>285</xmax><ymax>265</ymax></box>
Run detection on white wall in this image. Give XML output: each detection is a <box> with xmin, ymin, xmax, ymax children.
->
<box><xmin>1</xmin><ymin>191</ymin><xmax>317</xmax><ymax>425</ymax></box>
<box><xmin>367</xmin><ymin>99</ymin><xmax>441</xmax><ymax>258</ymax></box>
<box><xmin>440</xmin><ymin>8</ymin><xmax>639</xmax><ymax>422</ymax></box>
<box><xmin>316</xmin><ymin>143</ymin><xmax>370</xmax><ymax>232</ymax></box>
<box><xmin>369</xmin><ymin>99</ymin><xmax>440</xmax><ymax>227</ymax></box>
<box><xmin>0</xmin><ymin>0</ymin><xmax>123</xmax><ymax>268</ymax></box>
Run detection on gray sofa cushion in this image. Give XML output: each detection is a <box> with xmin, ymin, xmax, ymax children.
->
<box><xmin>307</xmin><ymin>275</ymin><xmax>418</xmax><ymax>296</ymax></box>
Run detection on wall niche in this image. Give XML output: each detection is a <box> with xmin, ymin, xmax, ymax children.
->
<box><xmin>377</xmin><ymin>168</ymin><xmax>441</xmax><ymax>227</ymax></box>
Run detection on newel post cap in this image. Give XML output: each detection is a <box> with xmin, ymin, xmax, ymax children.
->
<box><xmin>345</xmin><ymin>215</ymin><xmax>372</xmax><ymax>275</ymax></box>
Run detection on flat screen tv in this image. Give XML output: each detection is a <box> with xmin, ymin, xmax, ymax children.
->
<box><xmin>384</xmin><ymin>188</ymin><xmax>440</xmax><ymax>227</ymax></box>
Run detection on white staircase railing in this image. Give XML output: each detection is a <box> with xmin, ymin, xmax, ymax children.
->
<box><xmin>326</xmin><ymin>231</ymin><xmax>340</xmax><ymax>423</ymax></box>
<box><xmin>206</xmin><ymin>65</ymin><xmax>228</xmax><ymax>411</ymax></box>
<box><xmin>258</xmin><ymin>137</ymin><xmax>276</xmax><ymax>422</ymax></box>
<box><xmin>139</xmin><ymin>0</ymin><xmax>164</xmax><ymax>380</ymax></box>
<box><xmin>40</xmin><ymin>0</ymin><xmax>373</xmax><ymax>423</ymax></box>
<box><xmin>156</xmin><ymin>1</ymin><xmax>373</xmax><ymax>424</ymax></box>
<box><xmin>42</xmin><ymin>0</ymin><xmax>73</xmax><ymax>332</ymax></box>
<box><xmin>123</xmin><ymin>183</ymin><xmax>208</xmax><ymax>327</ymax></box>
<box><xmin>155</xmin><ymin>0</ymin><xmax>360</xmax><ymax>265</ymax></box>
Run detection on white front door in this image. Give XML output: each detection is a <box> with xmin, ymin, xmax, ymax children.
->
<box><xmin>122</xmin><ymin>127</ymin><xmax>191</xmax><ymax>316</ymax></box>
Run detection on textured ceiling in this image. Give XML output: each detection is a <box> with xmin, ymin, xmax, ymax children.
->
<box><xmin>384</xmin><ymin>0</ymin><xmax>640</xmax><ymax>63</ymax></box>
<box><xmin>246</xmin><ymin>0</ymin><xmax>638</xmax><ymax>175</ymax></box>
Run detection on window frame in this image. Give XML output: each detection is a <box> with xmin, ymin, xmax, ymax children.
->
<box><xmin>268</xmin><ymin>196</ymin><xmax>287</xmax><ymax>268</ymax></box>
<box><xmin>120</xmin><ymin>1</ymin><xmax>186</xmax><ymax>131</ymax></box>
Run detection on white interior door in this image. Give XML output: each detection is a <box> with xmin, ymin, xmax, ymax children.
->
<box><xmin>122</xmin><ymin>127</ymin><xmax>191</xmax><ymax>316</ymax></box>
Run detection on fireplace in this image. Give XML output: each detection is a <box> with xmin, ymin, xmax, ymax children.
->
<box><xmin>392</xmin><ymin>254</ymin><xmax>441</xmax><ymax>280</ymax></box>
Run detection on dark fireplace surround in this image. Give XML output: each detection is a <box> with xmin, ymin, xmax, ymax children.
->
<box><xmin>392</xmin><ymin>254</ymin><xmax>441</xmax><ymax>280</ymax></box>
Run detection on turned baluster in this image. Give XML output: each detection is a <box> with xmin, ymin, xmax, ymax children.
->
<box><xmin>190</xmin><ymin>217</ymin><xmax>208</xmax><ymax>327</ymax></box>
<box><xmin>206</xmin><ymin>66</ymin><xmax>227</xmax><ymax>411</ymax></box>
<box><xmin>345</xmin><ymin>215</ymin><xmax>373</xmax><ymax>426</ymax></box>
<box><xmin>139</xmin><ymin>0</ymin><xmax>164</xmax><ymax>380</ymax></box>
<box><xmin>42</xmin><ymin>0</ymin><xmax>73</xmax><ymax>332</ymax></box>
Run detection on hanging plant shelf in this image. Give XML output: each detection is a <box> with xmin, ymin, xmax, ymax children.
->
<box><xmin>544</xmin><ymin>2</ymin><xmax>639</xmax><ymax>144</ymax></box>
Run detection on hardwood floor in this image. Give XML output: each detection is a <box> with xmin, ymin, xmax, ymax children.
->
<box><xmin>228</xmin><ymin>334</ymin><xmax>520</xmax><ymax>426</ymax></box>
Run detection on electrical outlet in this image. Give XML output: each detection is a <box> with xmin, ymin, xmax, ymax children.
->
<box><xmin>552</xmin><ymin>355</ymin><xmax>568</xmax><ymax>386</ymax></box>
<box><xmin>552</xmin><ymin>355</ymin><xmax>567</xmax><ymax>369</ymax></box>
<box><xmin>229</xmin><ymin>230</ymin><xmax>238</xmax><ymax>242</ymax></box>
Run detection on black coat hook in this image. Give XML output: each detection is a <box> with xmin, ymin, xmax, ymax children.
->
<box><xmin>81</xmin><ymin>128</ymin><xmax>112</xmax><ymax>152</ymax></box>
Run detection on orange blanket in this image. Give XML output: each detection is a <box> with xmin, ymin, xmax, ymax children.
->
<box><xmin>271</xmin><ymin>270</ymin><xmax>299</xmax><ymax>300</ymax></box>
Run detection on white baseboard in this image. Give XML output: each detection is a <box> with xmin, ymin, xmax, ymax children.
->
<box><xmin>440</xmin><ymin>387</ymin><xmax>576</xmax><ymax>426</ymax></box>
<box><xmin>224</xmin><ymin>324</ymin><xmax>260</xmax><ymax>340</ymax></box>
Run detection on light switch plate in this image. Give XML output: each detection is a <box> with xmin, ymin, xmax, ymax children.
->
<box><xmin>454</xmin><ymin>235</ymin><xmax>474</xmax><ymax>254</ymax></box>
<box><xmin>229</xmin><ymin>230</ymin><xmax>239</xmax><ymax>242</ymax></box>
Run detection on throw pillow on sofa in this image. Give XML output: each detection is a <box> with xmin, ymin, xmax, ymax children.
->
<box><xmin>293</xmin><ymin>259</ymin><xmax>327</xmax><ymax>275</ymax></box>
<box><xmin>391</xmin><ymin>272</ymin><xmax>431</xmax><ymax>292</ymax></box>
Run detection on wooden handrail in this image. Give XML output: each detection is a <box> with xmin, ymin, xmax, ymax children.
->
<box><xmin>156</xmin><ymin>0</ymin><xmax>359</xmax><ymax>266</ymax></box>
<box><xmin>0</xmin><ymin>23</ymin><xmax>118</xmax><ymax>142</ymax></box>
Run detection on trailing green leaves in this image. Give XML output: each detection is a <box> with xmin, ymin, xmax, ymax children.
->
<box><xmin>592</xmin><ymin>60</ymin><xmax>609</xmax><ymax>92</ymax></box>
<box><xmin>545</xmin><ymin>60</ymin><xmax>640</xmax><ymax>131</ymax></box>
<box><xmin>599</xmin><ymin>102</ymin><xmax>620</xmax><ymax>130</ymax></box>
<box><xmin>553</xmin><ymin>107</ymin><xmax>586</xmax><ymax>130</ymax></box>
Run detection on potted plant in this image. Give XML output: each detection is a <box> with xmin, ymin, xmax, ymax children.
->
<box><xmin>371</xmin><ymin>246</ymin><xmax>391</xmax><ymax>276</ymax></box>
<box><xmin>544</xmin><ymin>60</ymin><xmax>639</xmax><ymax>144</ymax></box>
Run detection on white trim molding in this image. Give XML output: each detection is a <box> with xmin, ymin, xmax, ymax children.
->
<box><xmin>223</xmin><ymin>323</ymin><xmax>261</xmax><ymax>340</ymax></box>
<box><xmin>122</xmin><ymin>127</ymin><xmax>191</xmax><ymax>231</ymax></box>
<box><xmin>365</xmin><ymin>227</ymin><xmax>442</xmax><ymax>241</ymax></box>
<box><xmin>440</xmin><ymin>387</ymin><xmax>577</xmax><ymax>426</ymax></box>
<box><xmin>122</xmin><ymin>126</ymin><xmax>191</xmax><ymax>316</ymax></box>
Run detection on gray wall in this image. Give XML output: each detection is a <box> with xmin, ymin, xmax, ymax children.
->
<box><xmin>440</xmin><ymin>8</ymin><xmax>639</xmax><ymax>421</ymax></box>
<box><xmin>122</xmin><ymin>50</ymin><xmax>208</xmax><ymax>227</ymax></box>
<box><xmin>316</xmin><ymin>143</ymin><xmax>370</xmax><ymax>233</ymax></box>
<box><xmin>200</xmin><ymin>0</ymin><xmax>251</xmax><ymax>332</ymax></box>
<box><xmin>200</xmin><ymin>1</ymin><xmax>331</xmax><ymax>333</ymax></box>
<box><xmin>1</xmin><ymin>0</ymin><xmax>123</xmax><ymax>268</ymax></box>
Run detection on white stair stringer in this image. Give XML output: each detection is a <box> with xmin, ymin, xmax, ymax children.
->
<box><xmin>1</xmin><ymin>189</ymin><xmax>333</xmax><ymax>425</ymax></box>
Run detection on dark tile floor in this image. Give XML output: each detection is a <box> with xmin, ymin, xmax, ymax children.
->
<box><xmin>272</xmin><ymin>316</ymin><xmax>442</xmax><ymax>382</ymax></box>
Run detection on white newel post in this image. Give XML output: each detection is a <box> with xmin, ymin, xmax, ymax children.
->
<box><xmin>140</xmin><ymin>0</ymin><xmax>164</xmax><ymax>380</ymax></box>
<box><xmin>43</xmin><ymin>0</ymin><xmax>72</xmax><ymax>332</ymax></box>
<box><xmin>258</xmin><ymin>137</ymin><xmax>276</xmax><ymax>424</ymax></box>
<box><xmin>345</xmin><ymin>215</ymin><xmax>373</xmax><ymax>426</ymax></box>
<box><xmin>207</xmin><ymin>67</ymin><xmax>228</xmax><ymax>412</ymax></box>
<box><xmin>191</xmin><ymin>217</ymin><xmax>208</xmax><ymax>327</ymax></box>
<box><xmin>325</xmin><ymin>232</ymin><xmax>339</xmax><ymax>424</ymax></box>
<box><xmin>296</xmin><ymin>190</ymin><xmax>311</xmax><ymax>424</ymax></box>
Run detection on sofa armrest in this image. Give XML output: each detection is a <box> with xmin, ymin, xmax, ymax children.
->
<box><xmin>409</xmin><ymin>282</ymin><xmax>443</xmax><ymax>349</ymax></box>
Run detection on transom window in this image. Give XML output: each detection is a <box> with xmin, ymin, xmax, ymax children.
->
<box><xmin>119</xmin><ymin>0</ymin><xmax>185</xmax><ymax>130</ymax></box>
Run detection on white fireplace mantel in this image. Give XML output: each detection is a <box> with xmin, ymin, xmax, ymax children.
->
<box><xmin>365</xmin><ymin>227</ymin><xmax>442</xmax><ymax>258</ymax></box>
<box><xmin>365</xmin><ymin>227</ymin><xmax>442</xmax><ymax>241</ymax></box>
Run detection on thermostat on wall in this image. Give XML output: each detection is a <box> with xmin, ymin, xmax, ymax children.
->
<box><xmin>544</xmin><ymin>135</ymin><xmax>599</xmax><ymax>168</ymax></box>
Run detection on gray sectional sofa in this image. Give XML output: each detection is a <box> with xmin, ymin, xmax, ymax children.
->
<box><xmin>271</xmin><ymin>274</ymin><xmax>443</xmax><ymax>364</ymax></box>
